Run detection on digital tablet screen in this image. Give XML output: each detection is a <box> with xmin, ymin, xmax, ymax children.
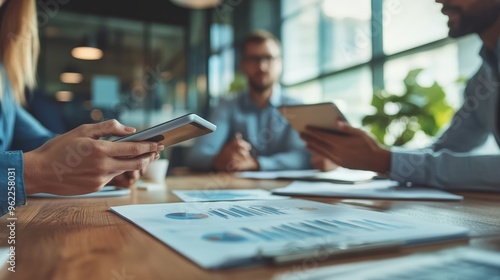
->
<box><xmin>113</xmin><ymin>113</ymin><xmax>216</xmax><ymax>147</ymax></box>
<box><xmin>278</xmin><ymin>102</ymin><xmax>348</xmax><ymax>134</ymax></box>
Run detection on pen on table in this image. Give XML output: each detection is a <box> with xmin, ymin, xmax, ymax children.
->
<box><xmin>254</xmin><ymin>241</ymin><xmax>403</xmax><ymax>265</ymax></box>
<box><xmin>235</xmin><ymin>132</ymin><xmax>257</xmax><ymax>158</ymax></box>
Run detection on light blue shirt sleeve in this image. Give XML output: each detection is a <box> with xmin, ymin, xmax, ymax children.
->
<box><xmin>0</xmin><ymin>151</ymin><xmax>27</xmax><ymax>217</ymax></box>
<box><xmin>11</xmin><ymin>105</ymin><xmax>55</xmax><ymax>152</ymax></box>
<box><xmin>390</xmin><ymin>147</ymin><xmax>500</xmax><ymax>191</ymax></box>
<box><xmin>389</xmin><ymin>56</ymin><xmax>500</xmax><ymax>191</ymax></box>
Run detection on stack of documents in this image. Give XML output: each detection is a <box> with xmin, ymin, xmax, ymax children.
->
<box><xmin>110</xmin><ymin>199</ymin><xmax>468</xmax><ymax>269</ymax></box>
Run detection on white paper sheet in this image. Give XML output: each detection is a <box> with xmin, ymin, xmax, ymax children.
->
<box><xmin>236</xmin><ymin>169</ymin><xmax>319</xmax><ymax>180</ymax></box>
<box><xmin>274</xmin><ymin>247</ymin><xmax>500</xmax><ymax>280</ymax></box>
<box><xmin>236</xmin><ymin>168</ymin><xmax>377</xmax><ymax>184</ymax></box>
<box><xmin>272</xmin><ymin>181</ymin><xmax>463</xmax><ymax>201</ymax></box>
<box><xmin>29</xmin><ymin>186</ymin><xmax>131</xmax><ymax>198</ymax></box>
<box><xmin>173</xmin><ymin>189</ymin><xmax>289</xmax><ymax>202</ymax></box>
<box><xmin>110</xmin><ymin>199</ymin><xmax>468</xmax><ymax>269</ymax></box>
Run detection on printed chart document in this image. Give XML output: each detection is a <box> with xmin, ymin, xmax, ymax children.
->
<box><xmin>272</xmin><ymin>181</ymin><xmax>463</xmax><ymax>201</ymax></box>
<box><xmin>237</xmin><ymin>168</ymin><xmax>377</xmax><ymax>184</ymax></box>
<box><xmin>173</xmin><ymin>189</ymin><xmax>289</xmax><ymax>202</ymax></box>
<box><xmin>273</xmin><ymin>247</ymin><xmax>500</xmax><ymax>280</ymax></box>
<box><xmin>110</xmin><ymin>199</ymin><xmax>468</xmax><ymax>269</ymax></box>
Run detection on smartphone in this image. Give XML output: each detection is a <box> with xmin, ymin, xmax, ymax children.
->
<box><xmin>114</xmin><ymin>113</ymin><xmax>216</xmax><ymax>146</ymax></box>
<box><xmin>278</xmin><ymin>102</ymin><xmax>348</xmax><ymax>134</ymax></box>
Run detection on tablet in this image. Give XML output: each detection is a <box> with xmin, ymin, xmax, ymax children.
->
<box><xmin>278</xmin><ymin>102</ymin><xmax>348</xmax><ymax>134</ymax></box>
<box><xmin>114</xmin><ymin>113</ymin><xmax>216</xmax><ymax>146</ymax></box>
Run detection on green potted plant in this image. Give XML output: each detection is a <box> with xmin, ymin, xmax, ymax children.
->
<box><xmin>362</xmin><ymin>69</ymin><xmax>455</xmax><ymax>146</ymax></box>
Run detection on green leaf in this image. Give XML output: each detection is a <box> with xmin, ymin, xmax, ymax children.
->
<box><xmin>362</xmin><ymin>68</ymin><xmax>455</xmax><ymax>146</ymax></box>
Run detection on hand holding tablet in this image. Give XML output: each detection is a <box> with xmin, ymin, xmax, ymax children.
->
<box><xmin>114</xmin><ymin>113</ymin><xmax>216</xmax><ymax>146</ymax></box>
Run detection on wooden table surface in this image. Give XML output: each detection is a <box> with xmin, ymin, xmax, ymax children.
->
<box><xmin>1</xmin><ymin>173</ymin><xmax>500</xmax><ymax>280</ymax></box>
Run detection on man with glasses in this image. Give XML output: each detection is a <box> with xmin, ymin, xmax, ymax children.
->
<box><xmin>188</xmin><ymin>30</ymin><xmax>335</xmax><ymax>171</ymax></box>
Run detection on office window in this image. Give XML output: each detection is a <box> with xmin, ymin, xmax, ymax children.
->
<box><xmin>208</xmin><ymin>16</ymin><xmax>235</xmax><ymax>98</ymax></box>
<box><xmin>282</xmin><ymin>0</ymin><xmax>318</xmax><ymax>17</ymax></box>
<box><xmin>320</xmin><ymin>0</ymin><xmax>372</xmax><ymax>72</ymax></box>
<box><xmin>280</xmin><ymin>0</ymin><xmax>482</xmax><ymax>139</ymax></box>
<box><xmin>383</xmin><ymin>0</ymin><xmax>448</xmax><ymax>55</ymax></box>
<box><xmin>286</xmin><ymin>66</ymin><xmax>372</xmax><ymax>126</ymax></box>
<box><xmin>282</xmin><ymin>6</ymin><xmax>320</xmax><ymax>84</ymax></box>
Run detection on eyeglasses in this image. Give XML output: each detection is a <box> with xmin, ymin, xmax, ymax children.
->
<box><xmin>243</xmin><ymin>55</ymin><xmax>280</xmax><ymax>65</ymax></box>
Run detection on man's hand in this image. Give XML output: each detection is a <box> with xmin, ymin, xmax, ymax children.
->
<box><xmin>301</xmin><ymin>121</ymin><xmax>391</xmax><ymax>174</ymax></box>
<box><xmin>213</xmin><ymin>133</ymin><xmax>259</xmax><ymax>171</ymax></box>
<box><xmin>24</xmin><ymin>119</ymin><xmax>164</xmax><ymax>195</ymax></box>
<box><xmin>310</xmin><ymin>153</ymin><xmax>339</xmax><ymax>172</ymax></box>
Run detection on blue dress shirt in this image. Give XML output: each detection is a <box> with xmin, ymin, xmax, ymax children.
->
<box><xmin>187</xmin><ymin>85</ymin><xmax>312</xmax><ymax>171</ymax></box>
<box><xmin>0</xmin><ymin>66</ymin><xmax>55</xmax><ymax>216</ymax></box>
<box><xmin>390</xmin><ymin>40</ymin><xmax>500</xmax><ymax>191</ymax></box>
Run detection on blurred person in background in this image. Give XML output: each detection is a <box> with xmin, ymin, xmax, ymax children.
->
<box><xmin>188</xmin><ymin>30</ymin><xmax>336</xmax><ymax>172</ymax></box>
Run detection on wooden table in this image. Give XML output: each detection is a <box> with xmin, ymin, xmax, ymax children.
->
<box><xmin>1</xmin><ymin>173</ymin><xmax>500</xmax><ymax>280</ymax></box>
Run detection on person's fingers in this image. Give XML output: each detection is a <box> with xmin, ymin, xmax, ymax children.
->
<box><xmin>300</xmin><ymin>132</ymin><xmax>335</xmax><ymax>149</ymax></box>
<box><xmin>109</xmin><ymin>174</ymin><xmax>130</xmax><ymax>188</ymax></box>
<box><xmin>108</xmin><ymin>152</ymin><xmax>159</xmax><ymax>172</ymax></box>
<box><xmin>235</xmin><ymin>141</ymin><xmax>252</xmax><ymax>151</ymax></box>
<box><xmin>126</xmin><ymin>170</ymin><xmax>141</xmax><ymax>182</ymax></box>
<box><xmin>98</xmin><ymin>140</ymin><xmax>164</xmax><ymax>157</ymax></box>
<box><xmin>230</xmin><ymin>151</ymin><xmax>248</xmax><ymax>163</ymax></box>
<box><xmin>335</xmin><ymin>120</ymin><xmax>365</xmax><ymax>136</ymax></box>
<box><xmin>306</xmin><ymin>140</ymin><xmax>342</xmax><ymax>165</ymax></box>
<box><xmin>79</xmin><ymin>119</ymin><xmax>137</xmax><ymax>139</ymax></box>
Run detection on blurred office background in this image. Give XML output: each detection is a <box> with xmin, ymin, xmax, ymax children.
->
<box><xmin>31</xmin><ymin>0</ymin><xmax>491</xmax><ymax>164</ymax></box>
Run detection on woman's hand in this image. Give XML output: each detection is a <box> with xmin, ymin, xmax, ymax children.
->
<box><xmin>108</xmin><ymin>170</ymin><xmax>145</xmax><ymax>188</ymax></box>
<box><xmin>23</xmin><ymin>119</ymin><xmax>164</xmax><ymax>195</ymax></box>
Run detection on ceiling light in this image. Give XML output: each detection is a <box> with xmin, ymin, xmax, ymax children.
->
<box><xmin>60</xmin><ymin>72</ymin><xmax>83</xmax><ymax>84</ymax></box>
<box><xmin>72</xmin><ymin>46</ymin><xmax>103</xmax><ymax>60</ymax></box>
<box><xmin>55</xmin><ymin>91</ymin><xmax>73</xmax><ymax>102</ymax></box>
<box><xmin>170</xmin><ymin>0</ymin><xmax>222</xmax><ymax>9</ymax></box>
<box><xmin>60</xmin><ymin>65</ymin><xmax>83</xmax><ymax>84</ymax></box>
<box><xmin>72</xmin><ymin>35</ymin><xmax>103</xmax><ymax>60</ymax></box>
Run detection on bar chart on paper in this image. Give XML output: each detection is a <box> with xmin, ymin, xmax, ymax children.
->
<box><xmin>110</xmin><ymin>199</ymin><xmax>468</xmax><ymax>269</ymax></box>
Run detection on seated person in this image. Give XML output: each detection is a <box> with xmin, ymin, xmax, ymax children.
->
<box><xmin>301</xmin><ymin>0</ymin><xmax>500</xmax><ymax>191</ymax></box>
<box><xmin>0</xmin><ymin>0</ymin><xmax>162</xmax><ymax>216</ymax></box>
<box><xmin>187</xmin><ymin>30</ymin><xmax>336</xmax><ymax>171</ymax></box>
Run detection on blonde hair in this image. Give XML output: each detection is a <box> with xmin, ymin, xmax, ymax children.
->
<box><xmin>0</xmin><ymin>0</ymin><xmax>39</xmax><ymax>104</ymax></box>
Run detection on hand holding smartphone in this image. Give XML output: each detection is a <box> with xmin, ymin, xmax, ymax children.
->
<box><xmin>114</xmin><ymin>113</ymin><xmax>216</xmax><ymax>146</ymax></box>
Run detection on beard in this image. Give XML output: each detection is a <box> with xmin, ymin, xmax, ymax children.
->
<box><xmin>248</xmin><ymin>77</ymin><xmax>274</xmax><ymax>93</ymax></box>
<box><xmin>445</xmin><ymin>6</ymin><xmax>500</xmax><ymax>38</ymax></box>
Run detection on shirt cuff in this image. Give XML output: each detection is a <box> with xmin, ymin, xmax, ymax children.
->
<box><xmin>0</xmin><ymin>151</ymin><xmax>27</xmax><ymax>217</ymax></box>
<box><xmin>256</xmin><ymin>156</ymin><xmax>277</xmax><ymax>171</ymax></box>
<box><xmin>389</xmin><ymin>147</ymin><xmax>429</xmax><ymax>185</ymax></box>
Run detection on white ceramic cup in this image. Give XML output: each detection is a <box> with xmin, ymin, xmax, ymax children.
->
<box><xmin>143</xmin><ymin>159</ymin><xmax>169</xmax><ymax>184</ymax></box>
